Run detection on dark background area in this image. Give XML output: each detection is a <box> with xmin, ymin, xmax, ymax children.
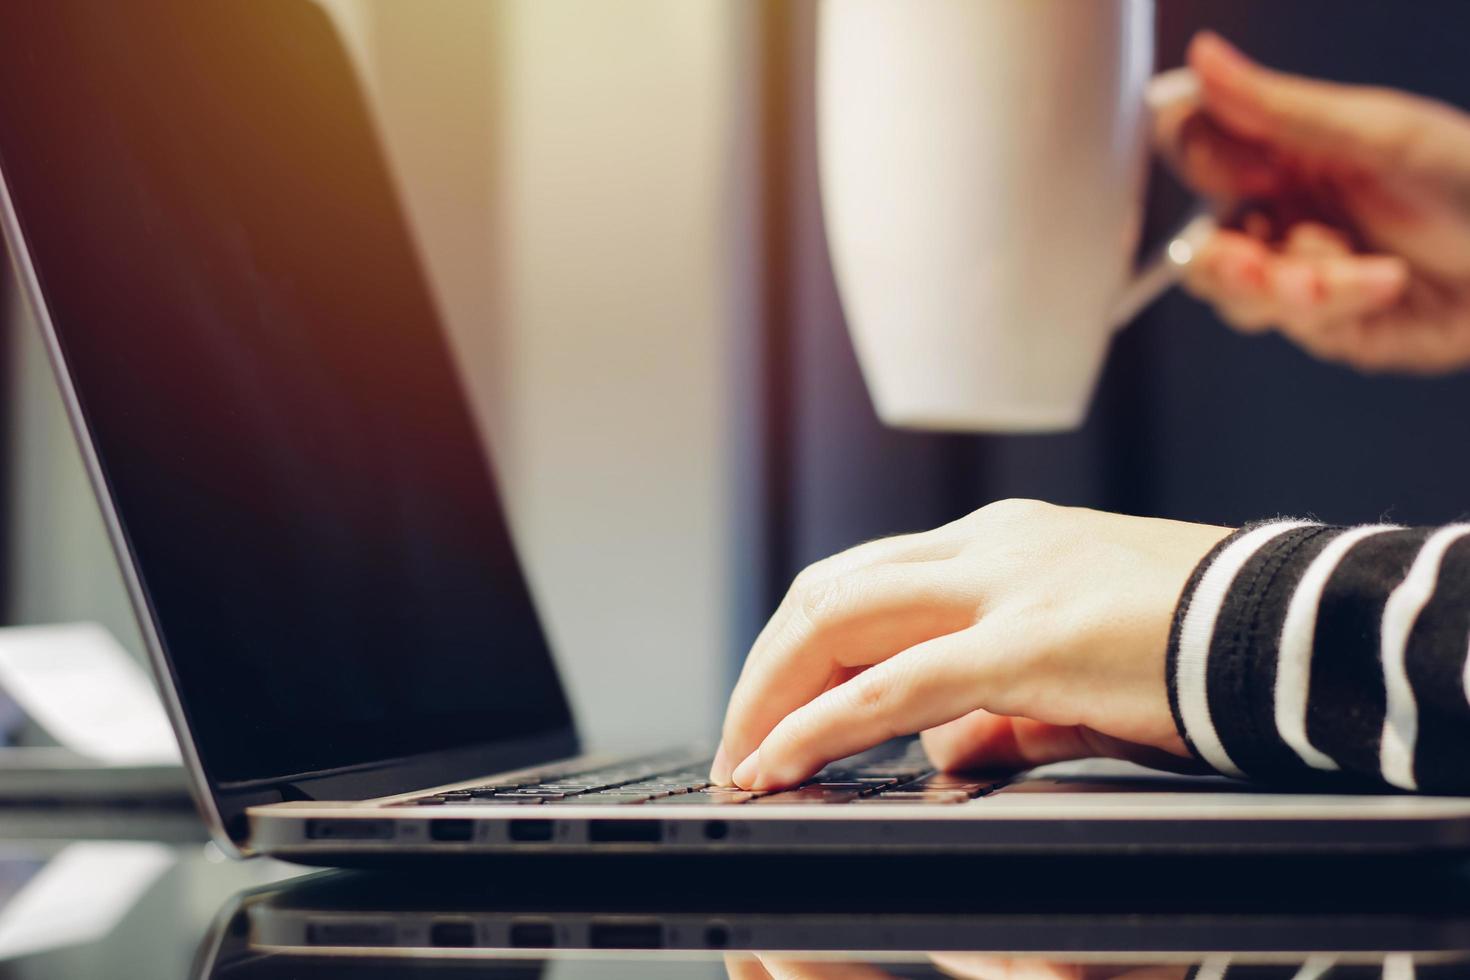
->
<box><xmin>746</xmin><ymin>0</ymin><xmax>1470</xmax><ymax>636</ymax></box>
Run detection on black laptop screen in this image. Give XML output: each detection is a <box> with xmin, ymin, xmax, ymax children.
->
<box><xmin>0</xmin><ymin>2</ymin><xmax>575</xmax><ymax>784</ymax></box>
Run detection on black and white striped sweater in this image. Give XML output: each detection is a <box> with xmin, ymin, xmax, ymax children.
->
<box><xmin>1167</xmin><ymin>520</ymin><xmax>1470</xmax><ymax>794</ymax></box>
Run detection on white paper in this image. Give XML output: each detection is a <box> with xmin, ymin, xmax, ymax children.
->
<box><xmin>0</xmin><ymin>624</ymin><xmax>181</xmax><ymax>765</ymax></box>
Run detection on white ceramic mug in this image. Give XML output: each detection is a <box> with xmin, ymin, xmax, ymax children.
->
<box><xmin>818</xmin><ymin>0</ymin><xmax>1214</xmax><ymax>432</ymax></box>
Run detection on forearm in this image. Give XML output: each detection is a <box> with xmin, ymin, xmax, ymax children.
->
<box><xmin>1167</xmin><ymin>519</ymin><xmax>1470</xmax><ymax>792</ymax></box>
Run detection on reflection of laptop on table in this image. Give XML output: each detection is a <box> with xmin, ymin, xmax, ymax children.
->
<box><xmin>195</xmin><ymin>869</ymin><xmax>1470</xmax><ymax>977</ymax></box>
<box><xmin>2</xmin><ymin>0</ymin><xmax>1470</xmax><ymax>864</ymax></box>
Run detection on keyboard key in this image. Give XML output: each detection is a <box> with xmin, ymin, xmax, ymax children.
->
<box><xmin>644</xmin><ymin>792</ymin><xmax>755</xmax><ymax>805</ymax></box>
<box><xmin>751</xmin><ymin>787</ymin><xmax>862</xmax><ymax>805</ymax></box>
<box><xmin>818</xmin><ymin>776</ymin><xmax>901</xmax><ymax>788</ymax></box>
<box><xmin>854</xmin><ymin>791</ymin><xmax>969</xmax><ymax>804</ymax></box>
<box><xmin>713</xmin><ymin>788</ymin><xmax>761</xmax><ymax>798</ymax></box>
<box><xmin>434</xmin><ymin>753</ymin><xmax>724</xmax><ymax>807</ymax></box>
<box><xmin>595</xmin><ymin>788</ymin><xmax>660</xmax><ymax>794</ymax></box>
<box><xmin>616</xmin><ymin>788</ymin><xmax>684</xmax><ymax>798</ymax></box>
<box><xmin>431</xmin><ymin>747</ymin><xmax>993</xmax><ymax>808</ymax></box>
<box><xmin>495</xmin><ymin>792</ymin><xmax>568</xmax><ymax>801</ymax></box>
<box><xmin>892</xmin><ymin>774</ymin><xmax>1000</xmax><ymax>797</ymax></box>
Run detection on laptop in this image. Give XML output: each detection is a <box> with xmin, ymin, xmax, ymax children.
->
<box><xmin>1</xmin><ymin>0</ymin><xmax>1469</xmax><ymax>864</ymax></box>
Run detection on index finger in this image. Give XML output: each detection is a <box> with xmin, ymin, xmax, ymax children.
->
<box><xmin>716</xmin><ymin>560</ymin><xmax>972</xmax><ymax>786</ymax></box>
<box><xmin>733</xmin><ymin>626</ymin><xmax>1008</xmax><ymax>791</ymax></box>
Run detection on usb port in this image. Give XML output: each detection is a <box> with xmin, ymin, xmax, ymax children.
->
<box><xmin>589</xmin><ymin>919</ymin><xmax>664</xmax><ymax>948</ymax></box>
<box><xmin>429</xmin><ymin>819</ymin><xmax>474</xmax><ymax>842</ymax></box>
<box><xmin>430</xmin><ymin>920</ymin><xmax>476</xmax><ymax>947</ymax></box>
<box><xmin>305</xmin><ymin>920</ymin><xmax>394</xmax><ymax>946</ymax></box>
<box><xmin>588</xmin><ymin>820</ymin><xmax>661</xmax><ymax>843</ymax></box>
<box><xmin>509</xmin><ymin>919</ymin><xmax>555</xmax><ymax>948</ymax></box>
<box><xmin>305</xmin><ymin>819</ymin><xmax>392</xmax><ymax>841</ymax></box>
<box><xmin>509</xmin><ymin>819</ymin><xmax>554</xmax><ymax>842</ymax></box>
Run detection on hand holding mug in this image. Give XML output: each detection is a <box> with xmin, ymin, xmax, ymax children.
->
<box><xmin>1158</xmin><ymin>32</ymin><xmax>1470</xmax><ymax>374</ymax></box>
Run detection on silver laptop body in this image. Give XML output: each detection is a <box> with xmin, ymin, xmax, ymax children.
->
<box><xmin>2</xmin><ymin>1</ymin><xmax>1469</xmax><ymax>865</ymax></box>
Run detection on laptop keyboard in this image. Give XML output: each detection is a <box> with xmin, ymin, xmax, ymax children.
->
<box><xmin>399</xmin><ymin>740</ymin><xmax>1004</xmax><ymax>807</ymax></box>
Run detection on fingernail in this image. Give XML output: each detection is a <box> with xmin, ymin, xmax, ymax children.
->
<box><xmin>709</xmin><ymin>743</ymin><xmax>730</xmax><ymax>785</ymax></box>
<box><xmin>731</xmin><ymin>750</ymin><xmax>760</xmax><ymax>789</ymax></box>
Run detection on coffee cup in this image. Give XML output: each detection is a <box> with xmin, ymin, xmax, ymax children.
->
<box><xmin>818</xmin><ymin>0</ymin><xmax>1214</xmax><ymax>432</ymax></box>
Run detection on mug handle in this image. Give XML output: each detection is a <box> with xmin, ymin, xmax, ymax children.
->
<box><xmin>1108</xmin><ymin>67</ymin><xmax>1219</xmax><ymax>330</ymax></box>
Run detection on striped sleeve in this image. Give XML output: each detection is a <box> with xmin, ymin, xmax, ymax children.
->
<box><xmin>1166</xmin><ymin>518</ymin><xmax>1470</xmax><ymax>793</ymax></box>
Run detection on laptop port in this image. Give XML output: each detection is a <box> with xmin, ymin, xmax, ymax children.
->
<box><xmin>306</xmin><ymin>920</ymin><xmax>395</xmax><ymax>947</ymax></box>
<box><xmin>305</xmin><ymin>819</ymin><xmax>393</xmax><ymax>841</ymax></box>
<box><xmin>508</xmin><ymin>819</ymin><xmax>554</xmax><ymax>842</ymax></box>
<box><xmin>589</xmin><ymin>919</ymin><xmax>664</xmax><ymax>948</ymax></box>
<box><xmin>429</xmin><ymin>920</ymin><xmax>476</xmax><ymax>947</ymax></box>
<box><xmin>704</xmin><ymin>922</ymin><xmax>731</xmax><ymax>948</ymax></box>
<box><xmin>509</xmin><ymin>919</ymin><xmax>555</xmax><ymax>948</ymax></box>
<box><xmin>588</xmin><ymin>820</ymin><xmax>661</xmax><ymax>843</ymax></box>
<box><xmin>429</xmin><ymin>819</ymin><xmax>474</xmax><ymax>842</ymax></box>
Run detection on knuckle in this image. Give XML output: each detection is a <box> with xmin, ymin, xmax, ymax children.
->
<box><xmin>1366</xmin><ymin>90</ymin><xmax>1432</xmax><ymax>172</ymax></box>
<box><xmin>845</xmin><ymin>664</ymin><xmax>916</xmax><ymax>739</ymax></box>
<box><xmin>845</xmin><ymin>671</ymin><xmax>893</xmax><ymax>722</ymax></box>
<box><xmin>788</xmin><ymin>561</ymin><xmax>825</xmax><ymax>594</ymax></box>
<box><xmin>976</xmin><ymin>497</ymin><xmax>1049</xmax><ymax>524</ymax></box>
<box><xmin>795</xmin><ymin>572</ymin><xmax>847</xmax><ymax>624</ymax></box>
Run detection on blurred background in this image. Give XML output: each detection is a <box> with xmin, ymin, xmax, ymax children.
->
<box><xmin>2</xmin><ymin>0</ymin><xmax>1469</xmax><ymax>753</ymax></box>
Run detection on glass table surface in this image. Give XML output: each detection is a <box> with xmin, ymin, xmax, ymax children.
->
<box><xmin>0</xmin><ymin>808</ymin><xmax>1465</xmax><ymax>979</ymax></box>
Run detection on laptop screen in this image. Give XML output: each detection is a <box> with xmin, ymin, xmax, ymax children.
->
<box><xmin>0</xmin><ymin>2</ymin><xmax>575</xmax><ymax>785</ymax></box>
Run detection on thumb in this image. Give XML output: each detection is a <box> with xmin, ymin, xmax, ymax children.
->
<box><xmin>920</xmin><ymin>710</ymin><xmax>1207</xmax><ymax>776</ymax></box>
<box><xmin>1188</xmin><ymin>31</ymin><xmax>1416</xmax><ymax>172</ymax></box>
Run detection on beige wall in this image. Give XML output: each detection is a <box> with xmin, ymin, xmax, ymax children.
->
<box><xmin>349</xmin><ymin>0</ymin><xmax>746</xmax><ymax>750</ymax></box>
<box><xmin>4</xmin><ymin>1</ymin><xmax>749</xmax><ymax>752</ymax></box>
